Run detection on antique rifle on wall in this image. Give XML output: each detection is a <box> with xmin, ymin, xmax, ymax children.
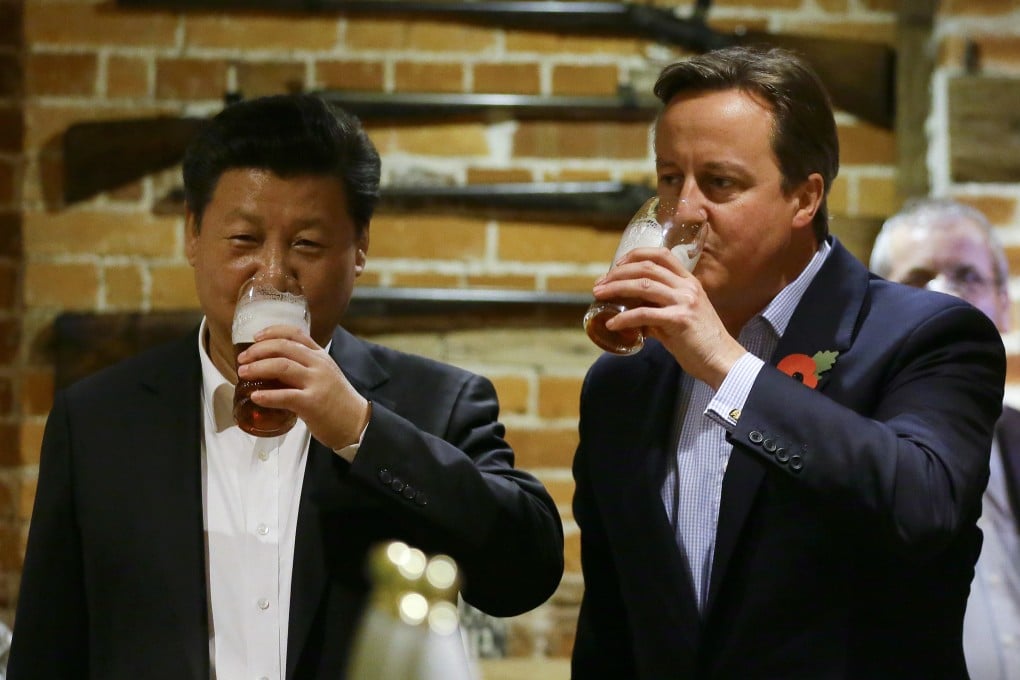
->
<box><xmin>154</xmin><ymin>180</ymin><xmax>656</xmax><ymax>226</ymax></box>
<box><xmin>64</xmin><ymin>89</ymin><xmax>658</xmax><ymax>204</ymax></box>
<box><xmin>116</xmin><ymin>0</ymin><xmax>896</xmax><ymax>128</ymax></box>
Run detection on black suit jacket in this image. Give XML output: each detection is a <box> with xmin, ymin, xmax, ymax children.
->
<box><xmin>571</xmin><ymin>238</ymin><xmax>1006</xmax><ymax>679</ymax></box>
<box><xmin>9</xmin><ymin>326</ymin><xmax>564</xmax><ymax>679</ymax></box>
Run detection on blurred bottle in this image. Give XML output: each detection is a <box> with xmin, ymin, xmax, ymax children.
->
<box><xmin>347</xmin><ymin>541</ymin><xmax>477</xmax><ymax>680</ymax></box>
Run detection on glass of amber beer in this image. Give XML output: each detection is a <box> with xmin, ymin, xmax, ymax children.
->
<box><xmin>232</xmin><ymin>274</ymin><xmax>310</xmax><ymax>437</ymax></box>
<box><xmin>583</xmin><ymin>196</ymin><xmax>708</xmax><ymax>355</ymax></box>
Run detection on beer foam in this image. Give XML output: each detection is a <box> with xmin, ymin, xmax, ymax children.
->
<box><xmin>670</xmin><ymin>243</ymin><xmax>701</xmax><ymax>272</ymax></box>
<box><xmin>614</xmin><ymin>218</ymin><xmax>664</xmax><ymax>260</ymax></box>
<box><xmin>232</xmin><ymin>297</ymin><xmax>309</xmax><ymax>343</ymax></box>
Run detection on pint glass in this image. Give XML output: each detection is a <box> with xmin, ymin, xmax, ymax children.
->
<box><xmin>232</xmin><ymin>274</ymin><xmax>310</xmax><ymax>437</ymax></box>
<box><xmin>583</xmin><ymin>196</ymin><xmax>708</xmax><ymax>355</ymax></box>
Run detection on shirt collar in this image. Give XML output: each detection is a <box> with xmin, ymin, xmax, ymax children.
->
<box><xmin>750</xmin><ymin>238</ymin><xmax>832</xmax><ymax>338</ymax></box>
<box><xmin>197</xmin><ymin>317</ymin><xmax>237</xmax><ymax>433</ymax></box>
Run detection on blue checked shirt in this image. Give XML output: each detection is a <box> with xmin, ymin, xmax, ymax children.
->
<box><xmin>661</xmin><ymin>240</ymin><xmax>831</xmax><ymax>613</ymax></box>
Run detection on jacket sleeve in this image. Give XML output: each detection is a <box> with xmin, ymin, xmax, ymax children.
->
<box><xmin>346</xmin><ymin>372</ymin><xmax>564</xmax><ymax>617</ymax></box>
<box><xmin>732</xmin><ymin>302</ymin><xmax>1005</xmax><ymax>558</ymax></box>
<box><xmin>7</xmin><ymin>391</ymin><xmax>90</xmax><ymax>678</ymax></box>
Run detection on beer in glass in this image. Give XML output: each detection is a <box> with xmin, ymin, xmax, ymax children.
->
<box><xmin>232</xmin><ymin>274</ymin><xmax>310</xmax><ymax>437</ymax></box>
<box><xmin>583</xmin><ymin>196</ymin><xmax>708</xmax><ymax>355</ymax></box>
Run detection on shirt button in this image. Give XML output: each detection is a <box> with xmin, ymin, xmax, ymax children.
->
<box><xmin>257</xmin><ymin>450</ymin><xmax>269</xmax><ymax>462</ymax></box>
<box><xmin>256</xmin><ymin>524</ymin><xmax>270</xmax><ymax>536</ymax></box>
<box><xmin>257</xmin><ymin>598</ymin><xmax>270</xmax><ymax>610</ymax></box>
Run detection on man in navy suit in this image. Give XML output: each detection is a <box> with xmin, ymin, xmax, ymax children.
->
<box><xmin>871</xmin><ymin>198</ymin><xmax>1020</xmax><ymax>680</ymax></box>
<box><xmin>571</xmin><ymin>47</ymin><xmax>1005</xmax><ymax>678</ymax></box>
<box><xmin>8</xmin><ymin>94</ymin><xmax>564</xmax><ymax>679</ymax></box>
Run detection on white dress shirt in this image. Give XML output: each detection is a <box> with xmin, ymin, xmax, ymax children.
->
<box><xmin>661</xmin><ymin>240</ymin><xmax>831</xmax><ymax>612</ymax></box>
<box><xmin>964</xmin><ymin>437</ymin><xmax>1020</xmax><ymax>680</ymax></box>
<box><xmin>197</xmin><ymin>319</ymin><xmax>311</xmax><ymax>680</ymax></box>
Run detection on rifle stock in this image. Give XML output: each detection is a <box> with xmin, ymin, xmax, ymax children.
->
<box><xmin>63</xmin><ymin>91</ymin><xmax>657</xmax><ymax>203</ymax></box>
<box><xmin>63</xmin><ymin>116</ymin><xmax>208</xmax><ymax>204</ymax></box>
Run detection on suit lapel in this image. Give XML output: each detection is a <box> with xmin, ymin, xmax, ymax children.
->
<box><xmin>137</xmin><ymin>331</ymin><xmax>210</xmax><ymax>679</ymax></box>
<box><xmin>287</xmin><ymin>327</ymin><xmax>391</xmax><ymax>679</ymax></box>
<box><xmin>706</xmin><ymin>239</ymin><xmax>868</xmax><ymax>614</ymax></box>
<box><xmin>589</xmin><ymin>340</ymin><xmax>702</xmax><ymax>649</ymax></box>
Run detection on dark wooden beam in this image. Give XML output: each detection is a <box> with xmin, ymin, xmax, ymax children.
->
<box><xmin>895</xmin><ymin>0</ymin><xmax>937</xmax><ymax>202</ymax></box>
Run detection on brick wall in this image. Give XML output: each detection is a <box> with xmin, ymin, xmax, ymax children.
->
<box><xmin>0</xmin><ymin>0</ymin><xmax>24</xmax><ymax>633</ymax></box>
<box><xmin>5</xmin><ymin>0</ymin><xmax>1020</xmax><ymax>670</ymax></box>
<box><xmin>932</xmin><ymin>2</ymin><xmax>1020</xmax><ymax>404</ymax></box>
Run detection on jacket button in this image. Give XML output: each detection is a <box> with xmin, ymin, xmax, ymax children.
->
<box><xmin>749</xmin><ymin>431</ymin><xmax>764</xmax><ymax>444</ymax></box>
<box><xmin>789</xmin><ymin>454</ymin><xmax>803</xmax><ymax>472</ymax></box>
<box><xmin>379</xmin><ymin>468</ymin><xmax>392</xmax><ymax>485</ymax></box>
<box><xmin>390</xmin><ymin>478</ymin><xmax>405</xmax><ymax>493</ymax></box>
<box><xmin>402</xmin><ymin>485</ymin><xmax>417</xmax><ymax>500</ymax></box>
<box><xmin>415</xmin><ymin>491</ymin><xmax>429</xmax><ymax>507</ymax></box>
<box><xmin>775</xmin><ymin>448</ymin><xmax>790</xmax><ymax>463</ymax></box>
<box><xmin>763</xmin><ymin>439</ymin><xmax>777</xmax><ymax>453</ymax></box>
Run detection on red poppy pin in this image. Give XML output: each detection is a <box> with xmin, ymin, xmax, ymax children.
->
<box><xmin>776</xmin><ymin>351</ymin><xmax>838</xmax><ymax>389</ymax></box>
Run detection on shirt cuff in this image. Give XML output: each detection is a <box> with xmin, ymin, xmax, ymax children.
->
<box><xmin>332</xmin><ymin>402</ymin><xmax>372</xmax><ymax>463</ymax></box>
<box><xmin>706</xmin><ymin>352</ymin><xmax>764</xmax><ymax>430</ymax></box>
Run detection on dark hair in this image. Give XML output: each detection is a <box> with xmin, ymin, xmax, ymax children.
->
<box><xmin>182</xmin><ymin>94</ymin><xmax>381</xmax><ymax>235</ymax></box>
<box><xmin>653</xmin><ymin>46</ymin><xmax>839</xmax><ymax>243</ymax></box>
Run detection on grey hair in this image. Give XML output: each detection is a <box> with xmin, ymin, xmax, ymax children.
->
<box><xmin>870</xmin><ymin>198</ymin><xmax>1009</xmax><ymax>293</ymax></box>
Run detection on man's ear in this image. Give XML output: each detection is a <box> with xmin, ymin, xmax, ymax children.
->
<box><xmin>792</xmin><ymin>173</ymin><xmax>825</xmax><ymax>230</ymax></box>
<box><xmin>185</xmin><ymin>207</ymin><xmax>200</xmax><ymax>266</ymax></box>
<box><xmin>354</xmin><ymin>227</ymin><xmax>369</xmax><ymax>276</ymax></box>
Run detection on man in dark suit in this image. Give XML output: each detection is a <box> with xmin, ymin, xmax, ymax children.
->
<box><xmin>571</xmin><ymin>47</ymin><xmax>1005</xmax><ymax>678</ymax></box>
<box><xmin>870</xmin><ymin>198</ymin><xmax>1020</xmax><ymax>679</ymax></box>
<box><xmin>8</xmin><ymin>94</ymin><xmax>564</xmax><ymax>679</ymax></box>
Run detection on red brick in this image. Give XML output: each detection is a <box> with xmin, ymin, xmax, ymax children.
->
<box><xmin>504</xmin><ymin>426</ymin><xmax>578</xmax><ymax>469</ymax></box>
<box><xmin>474</xmin><ymin>63</ymin><xmax>541</xmax><ymax>95</ymax></box>
<box><xmin>156</xmin><ymin>58</ymin><xmax>228</xmax><ymax>101</ymax></box>
<box><xmin>514</xmin><ymin>121</ymin><xmax>651</xmax><ymax>160</ymax></box>
<box><xmin>25</xmin><ymin>3</ymin><xmax>177</xmax><ymax>48</ymax></box>
<box><xmin>490</xmin><ymin>374</ymin><xmax>530</xmax><ymax>415</ymax></box>
<box><xmin>551</xmin><ymin>64</ymin><xmax>619</xmax><ymax>97</ymax></box>
<box><xmin>837</xmin><ymin>122</ymin><xmax>896</xmax><ymax>165</ymax></box>
<box><xmin>0</xmin><ymin>54</ymin><xmax>20</xmax><ymax>98</ymax></box>
<box><xmin>466</xmin><ymin>167</ymin><xmax>533</xmax><ymax>184</ymax></box>
<box><xmin>185</xmin><ymin>14</ymin><xmax>338</xmax><ymax>51</ymax></box>
<box><xmin>538</xmin><ymin>375</ymin><xmax>583</xmax><ymax>419</ymax></box>
<box><xmin>26</xmin><ymin>53</ymin><xmax>97</xmax><ymax>96</ymax></box>
<box><xmin>24</xmin><ymin>262</ymin><xmax>99</xmax><ymax>309</ymax></box>
<box><xmin>25</xmin><ymin>211</ymin><xmax>179</xmax><ymax>258</ymax></box>
<box><xmin>405</xmin><ymin>21</ymin><xmax>497</xmax><ymax>52</ymax></box>
<box><xmin>0</xmin><ymin>376</ymin><xmax>11</xmax><ymax>415</ymax></box>
<box><xmin>0</xmin><ymin>107</ymin><xmax>22</xmax><ymax>153</ymax></box>
<box><xmin>19</xmin><ymin>367</ymin><xmax>53</xmax><ymax>417</ymax></box>
<box><xmin>314</xmin><ymin>60</ymin><xmax>385</xmax><ymax>91</ymax></box>
<box><xmin>235</xmin><ymin>61</ymin><xmax>306</xmax><ymax>99</ymax></box>
<box><xmin>953</xmin><ymin>195</ymin><xmax>1017</xmax><ymax>226</ymax></box>
<box><xmin>0</xmin><ymin>423</ymin><xmax>19</xmax><ymax>466</ymax></box>
<box><xmin>106</xmin><ymin>55</ymin><xmax>149</xmax><ymax>98</ymax></box>
<box><xmin>0</xmin><ymin>213</ymin><xmax>20</xmax><ymax>257</ymax></box>
<box><xmin>0</xmin><ymin>3</ymin><xmax>23</xmax><ymax>49</ymax></box>
<box><xmin>393</xmin><ymin>62</ymin><xmax>464</xmax><ymax>93</ymax></box>
<box><xmin>369</xmin><ymin>214</ymin><xmax>487</xmax><ymax>259</ymax></box>
<box><xmin>0</xmin><ymin>318</ymin><xmax>17</xmax><ymax>363</ymax></box>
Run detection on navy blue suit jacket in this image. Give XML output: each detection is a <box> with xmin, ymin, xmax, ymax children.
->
<box><xmin>9</xmin><ymin>326</ymin><xmax>564</xmax><ymax>679</ymax></box>
<box><xmin>572</xmin><ymin>238</ymin><xmax>1005</xmax><ymax>679</ymax></box>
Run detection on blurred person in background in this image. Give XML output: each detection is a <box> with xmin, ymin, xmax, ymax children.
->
<box><xmin>871</xmin><ymin>198</ymin><xmax>1020</xmax><ymax>680</ymax></box>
